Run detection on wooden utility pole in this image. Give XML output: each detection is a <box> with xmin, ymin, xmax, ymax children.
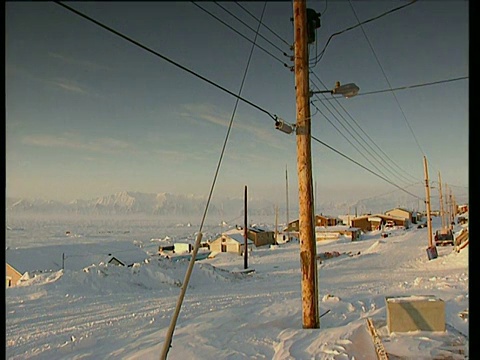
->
<box><xmin>244</xmin><ymin>185</ymin><xmax>248</xmax><ymax>269</ymax></box>
<box><xmin>445</xmin><ymin>184</ymin><xmax>451</xmax><ymax>226</ymax></box>
<box><xmin>423</xmin><ymin>156</ymin><xmax>436</xmax><ymax>257</ymax></box>
<box><xmin>160</xmin><ymin>233</ymin><xmax>203</xmax><ymax>360</ymax></box>
<box><xmin>286</xmin><ymin>164</ymin><xmax>290</xmax><ymax>242</ymax></box>
<box><xmin>274</xmin><ymin>205</ymin><xmax>279</xmax><ymax>245</ymax></box>
<box><xmin>293</xmin><ymin>0</ymin><xmax>319</xmax><ymax>329</ymax></box>
<box><xmin>448</xmin><ymin>186</ymin><xmax>454</xmax><ymax>227</ymax></box>
<box><xmin>452</xmin><ymin>194</ymin><xmax>457</xmax><ymax>218</ymax></box>
<box><xmin>438</xmin><ymin>171</ymin><xmax>446</xmax><ymax>229</ymax></box>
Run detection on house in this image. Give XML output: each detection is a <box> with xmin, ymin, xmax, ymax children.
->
<box><xmin>5</xmin><ymin>263</ymin><xmax>55</xmax><ymax>288</ymax></box>
<box><xmin>285</xmin><ymin>214</ymin><xmax>340</xmax><ymax>232</ymax></box>
<box><xmin>337</xmin><ymin>214</ymin><xmax>356</xmax><ymax>226</ymax></box>
<box><xmin>6</xmin><ymin>247</ymin><xmax>64</xmax><ymax>287</ymax></box>
<box><xmin>350</xmin><ymin>214</ymin><xmax>409</xmax><ymax>232</ymax></box>
<box><xmin>385</xmin><ymin>207</ymin><xmax>414</xmax><ymax>224</ymax></box>
<box><xmin>315</xmin><ymin>214</ymin><xmax>340</xmax><ymax>227</ymax></box>
<box><xmin>105</xmin><ymin>255</ymin><xmax>126</xmax><ymax>266</ymax></box>
<box><xmin>315</xmin><ymin>225</ymin><xmax>362</xmax><ymax>241</ymax></box>
<box><xmin>209</xmin><ymin>230</ymin><xmax>254</xmax><ymax>255</ymax></box>
<box><xmin>6</xmin><ymin>241</ymin><xmax>150</xmax><ymax>287</ymax></box>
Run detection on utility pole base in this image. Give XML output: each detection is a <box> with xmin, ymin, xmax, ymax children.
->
<box><xmin>426</xmin><ymin>246</ymin><xmax>438</xmax><ymax>260</ymax></box>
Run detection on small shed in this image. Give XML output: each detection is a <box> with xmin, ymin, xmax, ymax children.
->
<box><xmin>209</xmin><ymin>232</ymin><xmax>254</xmax><ymax>255</ymax></box>
<box><xmin>247</xmin><ymin>226</ymin><xmax>275</xmax><ymax>247</ymax></box>
<box><xmin>174</xmin><ymin>242</ymin><xmax>193</xmax><ymax>254</ymax></box>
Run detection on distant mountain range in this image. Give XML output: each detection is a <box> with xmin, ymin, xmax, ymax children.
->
<box><xmin>5</xmin><ymin>190</ymin><xmax>432</xmax><ymax>218</ymax></box>
<box><xmin>5</xmin><ymin>191</ymin><xmax>278</xmax><ymax>218</ymax></box>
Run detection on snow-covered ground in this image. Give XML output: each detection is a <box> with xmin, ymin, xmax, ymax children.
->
<box><xmin>6</xmin><ymin>215</ymin><xmax>468</xmax><ymax>359</ymax></box>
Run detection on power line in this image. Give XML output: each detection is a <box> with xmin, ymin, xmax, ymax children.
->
<box><xmin>321</xmin><ymin>0</ymin><xmax>328</xmax><ymax>17</ymax></box>
<box><xmin>191</xmin><ymin>1</ymin><xmax>291</xmax><ymax>68</ymax></box>
<box><xmin>348</xmin><ymin>0</ymin><xmax>426</xmax><ymax>160</ymax></box>
<box><xmin>52</xmin><ymin>1</ymin><xmax>431</xmax><ymax>206</ymax></box>
<box><xmin>161</xmin><ymin>3</ymin><xmax>268</xmax><ymax>358</ymax></box>
<box><xmin>271</xmin><ymin>92</ymin><xmax>425</xmax><ymax>201</ymax></box>
<box><xmin>310</xmin><ymin>0</ymin><xmax>418</xmax><ymax>66</ymax></box>
<box><xmin>352</xmin><ymin>181</ymin><xmax>424</xmax><ymax>204</ymax></box>
<box><xmin>309</xmin><ymin>92</ymin><xmax>397</xmax><ymax>184</ymax></box>
<box><xmin>53</xmin><ymin>1</ymin><xmax>278</xmax><ymax>122</ymax></box>
<box><xmin>312</xmin><ymin>76</ymin><xmax>469</xmax><ymax>101</ymax></box>
<box><xmin>234</xmin><ymin>1</ymin><xmax>291</xmax><ymax>47</ymax></box>
<box><xmin>310</xmin><ymin>134</ymin><xmax>423</xmax><ymax>201</ymax></box>
<box><xmin>310</xmin><ymin>72</ymin><xmax>421</xmax><ymax>185</ymax></box>
<box><xmin>213</xmin><ymin>2</ymin><xmax>290</xmax><ymax>56</ymax></box>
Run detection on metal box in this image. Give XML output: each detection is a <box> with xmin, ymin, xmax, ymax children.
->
<box><xmin>385</xmin><ymin>295</ymin><xmax>445</xmax><ymax>333</ymax></box>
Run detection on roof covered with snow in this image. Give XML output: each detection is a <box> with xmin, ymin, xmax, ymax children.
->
<box><xmin>6</xmin><ymin>241</ymin><xmax>150</xmax><ymax>273</ymax></box>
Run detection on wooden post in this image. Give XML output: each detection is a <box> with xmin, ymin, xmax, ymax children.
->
<box><xmin>445</xmin><ymin>184</ymin><xmax>451</xmax><ymax>226</ymax></box>
<box><xmin>423</xmin><ymin>156</ymin><xmax>435</xmax><ymax>251</ymax></box>
<box><xmin>293</xmin><ymin>0</ymin><xmax>319</xmax><ymax>329</ymax></box>
<box><xmin>437</xmin><ymin>171</ymin><xmax>446</xmax><ymax>230</ymax></box>
<box><xmin>161</xmin><ymin>232</ymin><xmax>204</xmax><ymax>359</ymax></box>
<box><xmin>366</xmin><ymin>318</ymin><xmax>389</xmax><ymax>360</ymax></box>
<box><xmin>244</xmin><ymin>185</ymin><xmax>248</xmax><ymax>269</ymax></box>
<box><xmin>274</xmin><ymin>205</ymin><xmax>279</xmax><ymax>245</ymax></box>
<box><xmin>444</xmin><ymin>184</ymin><xmax>448</xmax><ymax>226</ymax></box>
<box><xmin>449</xmin><ymin>188</ymin><xmax>454</xmax><ymax>228</ymax></box>
<box><xmin>286</xmin><ymin>164</ymin><xmax>290</xmax><ymax>242</ymax></box>
<box><xmin>452</xmin><ymin>194</ymin><xmax>457</xmax><ymax>218</ymax></box>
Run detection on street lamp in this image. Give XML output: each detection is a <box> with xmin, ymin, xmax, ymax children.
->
<box><xmin>310</xmin><ymin>81</ymin><xmax>359</xmax><ymax>98</ymax></box>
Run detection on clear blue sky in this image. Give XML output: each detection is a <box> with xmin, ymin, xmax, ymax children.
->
<box><xmin>6</xmin><ymin>1</ymin><xmax>469</xmax><ymax>205</ymax></box>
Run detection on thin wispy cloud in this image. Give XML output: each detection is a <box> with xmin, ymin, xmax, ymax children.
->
<box><xmin>52</xmin><ymin>78</ymin><xmax>88</xmax><ymax>94</ymax></box>
<box><xmin>22</xmin><ymin>134</ymin><xmax>135</xmax><ymax>154</ymax></box>
<box><xmin>48</xmin><ymin>52</ymin><xmax>112</xmax><ymax>72</ymax></box>
<box><xmin>180</xmin><ymin>103</ymin><xmax>286</xmax><ymax>150</ymax></box>
<box><xmin>6</xmin><ymin>64</ymin><xmax>89</xmax><ymax>94</ymax></box>
<box><xmin>180</xmin><ymin>103</ymin><xmax>231</xmax><ymax>128</ymax></box>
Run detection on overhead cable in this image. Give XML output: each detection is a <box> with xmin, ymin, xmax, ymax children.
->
<box><xmin>161</xmin><ymin>3</ymin><xmax>268</xmax><ymax>359</ymax></box>
<box><xmin>53</xmin><ymin>1</ymin><xmax>278</xmax><ymax>122</ymax></box>
<box><xmin>310</xmin><ymin>72</ymin><xmax>421</xmax><ymax>185</ymax></box>
<box><xmin>309</xmin><ymin>96</ymin><xmax>399</xmax><ymax>185</ymax></box>
<box><xmin>354</xmin><ymin>76</ymin><xmax>469</xmax><ymax>97</ymax></box>
<box><xmin>310</xmin><ymin>134</ymin><xmax>423</xmax><ymax>201</ymax></box>
<box><xmin>348</xmin><ymin>0</ymin><xmax>425</xmax><ymax>160</ymax></box>
<box><xmin>311</xmin><ymin>0</ymin><xmax>417</xmax><ymax>66</ymax></box>
<box><xmin>234</xmin><ymin>1</ymin><xmax>291</xmax><ymax>47</ymax></box>
<box><xmin>191</xmin><ymin>1</ymin><xmax>291</xmax><ymax>68</ymax></box>
<box><xmin>213</xmin><ymin>1</ymin><xmax>290</xmax><ymax>56</ymax></box>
